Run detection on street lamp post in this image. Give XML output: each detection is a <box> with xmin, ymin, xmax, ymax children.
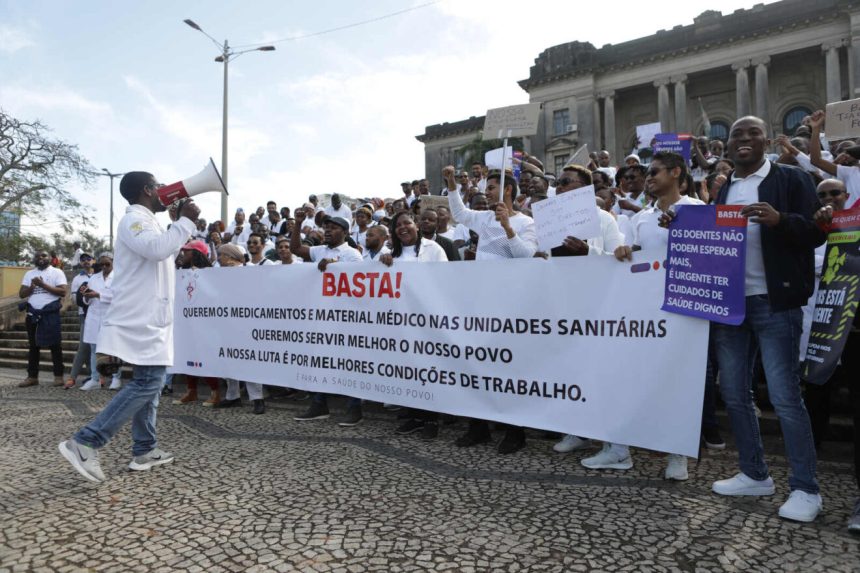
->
<box><xmin>99</xmin><ymin>169</ymin><xmax>124</xmax><ymax>250</ymax></box>
<box><xmin>183</xmin><ymin>19</ymin><xmax>275</xmax><ymax>224</ymax></box>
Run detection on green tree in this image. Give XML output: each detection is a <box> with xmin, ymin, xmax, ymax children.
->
<box><xmin>0</xmin><ymin>109</ymin><xmax>95</xmax><ymax>262</ymax></box>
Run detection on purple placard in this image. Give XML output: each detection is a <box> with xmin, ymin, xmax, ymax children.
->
<box><xmin>653</xmin><ymin>133</ymin><xmax>693</xmax><ymax>163</ymax></box>
<box><xmin>662</xmin><ymin>204</ymin><xmax>747</xmax><ymax>325</ymax></box>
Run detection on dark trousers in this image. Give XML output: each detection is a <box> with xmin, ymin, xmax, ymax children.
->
<box><xmin>26</xmin><ymin>315</ymin><xmax>64</xmax><ymax>377</ymax></box>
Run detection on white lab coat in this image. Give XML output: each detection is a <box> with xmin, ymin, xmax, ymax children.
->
<box><xmin>97</xmin><ymin>205</ymin><xmax>195</xmax><ymax>365</ymax></box>
<box><xmin>82</xmin><ymin>271</ymin><xmax>114</xmax><ymax>346</ymax></box>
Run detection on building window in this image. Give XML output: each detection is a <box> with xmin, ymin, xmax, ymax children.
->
<box><xmin>554</xmin><ymin>154</ymin><xmax>568</xmax><ymax>174</ymax></box>
<box><xmin>709</xmin><ymin>121</ymin><xmax>729</xmax><ymax>142</ymax></box>
<box><xmin>783</xmin><ymin>106</ymin><xmax>812</xmax><ymax>135</ymax></box>
<box><xmin>553</xmin><ymin>109</ymin><xmax>571</xmax><ymax>136</ymax></box>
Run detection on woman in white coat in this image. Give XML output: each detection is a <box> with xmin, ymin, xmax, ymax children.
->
<box><xmin>80</xmin><ymin>253</ymin><xmax>121</xmax><ymax>390</ymax></box>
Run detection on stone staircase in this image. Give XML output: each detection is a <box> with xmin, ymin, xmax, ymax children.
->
<box><xmin>0</xmin><ymin>308</ymin><xmax>82</xmax><ymax>374</ymax></box>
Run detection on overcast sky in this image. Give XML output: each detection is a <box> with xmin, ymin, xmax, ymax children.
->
<box><xmin>1</xmin><ymin>0</ymin><xmax>775</xmax><ymax>242</ymax></box>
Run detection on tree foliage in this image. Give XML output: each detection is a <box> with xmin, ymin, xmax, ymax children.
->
<box><xmin>454</xmin><ymin>135</ymin><xmax>524</xmax><ymax>168</ymax></box>
<box><xmin>0</xmin><ymin>108</ymin><xmax>96</xmax><ymax>263</ymax></box>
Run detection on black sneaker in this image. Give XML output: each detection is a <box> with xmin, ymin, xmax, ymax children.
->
<box><xmin>455</xmin><ymin>430</ymin><xmax>491</xmax><ymax>448</ymax></box>
<box><xmin>702</xmin><ymin>426</ymin><xmax>726</xmax><ymax>450</ymax></box>
<box><xmin>252</xmin><ymin>399</ymin><xmax>265</xmax><ymax>415</ymax></box>
<box><xmin>294</xmin><ymin>403</ymin><xmax>329</xmax><ymax>421</ymax></box>
<box><xmin>214</xmin><ymin>398</ymin><xmax>242</xmax><ymax>409</ymax></box>
<box><xmin>338</xmin><ymin>407</ymin><xmax>363</xmax><ymax>427</ymax></box>
<box><xmin>396</xmin><ymin>419</ymin><xmax>424</xmax><ymax>435</ymax></box>
<box><xmin>420</xmin><ymin>421</ymin><xmax>439</xmax><ymax>440</ymax></box>
<box><xmin>161</xmin><ymin>386</ymin><xmax>173</xmax><ymax>396</ymax></box>
<box><xmin>497</xmin><ymin>429</ymin><xmax>526</xmax><ymax>454</ymax></box>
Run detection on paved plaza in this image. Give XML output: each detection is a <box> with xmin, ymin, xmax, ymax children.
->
<box><xmin>0</xmin><ymin>368</ymin><xmax>857</xmax><ymax>573</ymax></box>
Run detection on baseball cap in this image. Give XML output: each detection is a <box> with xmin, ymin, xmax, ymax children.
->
<box><xmin>322</xmin><ymin>216</ymin><xmax>350</xmax><ymax>232</ymax></box>
<box><xmin>181</xmin><ymin>240</ymin><xmax>209</xmax><ymax>257</ymax></box>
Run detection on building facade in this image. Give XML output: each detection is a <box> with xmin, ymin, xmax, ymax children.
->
<box><xmin>416</xmin><ymin>0</ymin><xmax>860</xmax><ymax>192</ymax></box>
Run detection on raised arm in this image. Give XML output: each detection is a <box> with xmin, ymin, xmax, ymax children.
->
<box><xmin>290</xmin><ymin>208</ymin><xmax>312</xmax><ymax>261</ymax></box>
<box><xmin>808</xmin><ymin>110</ymin><xmax>837</xmax><ymax>176</ymax></box>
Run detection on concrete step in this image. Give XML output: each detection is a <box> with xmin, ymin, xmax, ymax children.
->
<box><xmin>0</xmin><ymin>357</ymin><xmax>72</xmax><ymax>374</ymax></box>
<box><xmin>7</xmin><ymin>324</ymin><xmax>80</xmax><ymax>335</ymax></box>
<box><xmin>2</xmin><ymin>338</ymin><xmax>79</xmax><ymax>351</ymax></box>
<box><xmin>0</xmin><ymin>331</ymin><xmax>80</xmax><ymax>341</ymax></box>
<box><xmin>0</xmin><ymin>347</ymin><xmax>77</xmax><ymax>362</ymax></box>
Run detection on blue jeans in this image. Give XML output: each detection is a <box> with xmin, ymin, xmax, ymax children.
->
<box><xmin>75</xmin><ymin>365</ymin><xmax>165</xmax><ymax>457</ymax></box>
<box><xmin>712</xmin><ymin>295</ymin><xmax>819</xmax><ymax>494</ymax></box>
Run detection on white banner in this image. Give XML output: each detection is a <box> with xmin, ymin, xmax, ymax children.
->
<box><xmin>173</xmin><ymin>253</ymin><xmax>708</xmax><ymax>456</ymax></box>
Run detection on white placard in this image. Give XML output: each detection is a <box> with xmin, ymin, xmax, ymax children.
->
<box><xmin>635</xmin><ymin>122</ymin><xmax>662</xmax><ymax>150</ymax></box>
<box><xmin>485</xmin><ymin>146</ymin><xmax>513</xmax><ymax>170</ymax></box>
<box><xmin>483</xmin><ymin>103</ymin><xmax>542</xmax><ymax>139</ymax></box>
<box><xmin>825</xmin><ymin>98</ymin><xmax>860</xmax><ymax>141</ymax></box>
<box><xmin>173</xmin><ymin>251</ymin><xmax>708</xmax><ymax>457</ymax></box>
<box><xmin>531</xmin><ymin>185</ymin><xmax>601</xmax><ymax>251</ymax></box>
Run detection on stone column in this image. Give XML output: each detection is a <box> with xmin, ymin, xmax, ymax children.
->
<box><xmin>851</xmin><ymin>13</ymin><xmax>860</xmax><ymax>97</ymax></box>
<box><xmin>655</xmin><ymin>79</ymin><xmax>671</xmax><ymax>131</ymax></box>
<box><xmin>672</xmin><ymin>75</ymin><xmax>687</xmax><ymax>133</ymax></box>
<box><xmin>575</xmin><ymin>95</ymin><xmax>596</xmax><ymax>152</ymax></box>
<box><xmin>602</xmin><ymin>91</ymin><xmax>616</xmax><ymax>161</ymax></box>
<box><xmin>753</xmin><ymin>56</ymin><xmax>770</xmax><ymax>123</ymax></box>
<box><xmin>824</xmin><ymin>41</ymin><xmax>844</xmax><ymax>102</ymax></box>
<box><xmin>732</xmin><ymin>61</ymin><xmax>751</xmax><ymax>118</ymax></box>
<box><xmin>593</xmin><ymin>98</ymin><xmax>602</xmax><ymax>150</ymax></box>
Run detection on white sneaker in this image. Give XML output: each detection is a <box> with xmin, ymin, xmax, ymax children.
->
<box><xmin>664</xmin><ymin>454</ymin><xmax>689</xmax><ymax>481</ymax></box>
<box><xmin>108</xmin><ymin>376</ymin><xmax>121</xmax><ymax>390</ymax></box>
<box><xmin>80</xmin><ymin>378</ymin><xmax>100</xmax><ymax>391</ymax></box>
<box><xmin>58</xmin><ymin>440</ymin><xmax>105</xmax><ymax>483</ymax></box>
<box><xmin>778</xmin><ymin>490</ymin><xmax>822</xmax><ymax>522</ymax></box>
<box><xmin>712</xmin><ymin>472</ymin><xmax>775</xmax><ymax>496</ymax></box>
<box><xmin>553</xmin><ymin>434</ymin><xmax>590</xmax><ymax>453</ymax></box>
<box><xmin>128</xmin><ymin>447</ymin><xmax>175</xmax><ymax>471</ymax></box>
<box><xmin>581</xmin><ymin>443</ymin><xmax>633</xmax><ymax>470</ymax></box>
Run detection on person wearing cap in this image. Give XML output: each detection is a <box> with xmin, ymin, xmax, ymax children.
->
<box><xmin>59</xmin><ymin>170</ymin><xmax>200</xmax><ymax>483</ymax></box>
<box><xmin>290</xmin><ymin>208</ymin><xmax>362</xmax><ymax>422</ymax></box>
<box><xmin>80</xmin><ymin>253</ymin><xmax>122</xmax><ymax>391</ymax></box>
<box><xmin>65</xmin><ymin>252</ymin><xmax>96</xmax><ymax>388</ymax></box>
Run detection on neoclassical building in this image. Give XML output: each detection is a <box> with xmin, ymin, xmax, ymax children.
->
<box><xmin>416</xmin><ymin>0</ymin><xmax>859</xmax><ymax>191</ymax></box>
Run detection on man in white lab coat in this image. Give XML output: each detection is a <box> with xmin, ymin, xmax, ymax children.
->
<box><xmin>59</xmin><ymin>171</ymin><xmax>200</xmax><ymax>483</ymax></box>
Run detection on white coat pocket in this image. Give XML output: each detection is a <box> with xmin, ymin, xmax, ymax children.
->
<box><xmin>154</xmin><ymin>297</ymin><xmax>171</xmax><ymax>327</ymax></box>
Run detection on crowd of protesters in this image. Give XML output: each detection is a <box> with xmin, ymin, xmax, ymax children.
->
<box><xmin>18</xmin><ymin>111</ymin><xmax>859</xmax><ymax>531</ymax></box>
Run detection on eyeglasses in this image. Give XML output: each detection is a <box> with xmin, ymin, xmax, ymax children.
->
<box><xmin>556</xmin><ymin>177</ymin><xmax>583</xmax><ymax>188</ymax></box>
<box><xmin>647</xmin><ymin>167</ymin><xmax>665</xmax><ymax>177</ymax></box>
<box><xmin>817</xmin><ymin>189</ymin><xmax>845</xmax><ymax>198</ymax></box>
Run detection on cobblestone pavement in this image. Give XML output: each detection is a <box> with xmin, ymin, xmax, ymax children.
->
<box><xmin>0</xmin><ymin>368</ymin><xmax>857</xmax><ymax>573</ymax></box>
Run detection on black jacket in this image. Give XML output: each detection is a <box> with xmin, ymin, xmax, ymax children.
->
<box><xmin>433</xmin><ymin>234</ymin><xmax>461</xmax><ymax>261</ymax></box>
<box><xmin>716</xmin><ymin>161</ymin><xmax>826</xmax><ymax>312</ymax></box>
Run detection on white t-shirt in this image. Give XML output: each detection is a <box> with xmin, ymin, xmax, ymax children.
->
<box><xmin>362</xmin><ymin>245</ymin><xmax>391</xmax><ymax>261</ymax></box>
<box><xmin>251</xmin><ymin>257</ymin><xmax>277</xmax><ymax>266</ymax></box>
<box><xmin>631</xmin><ymin>195</ymin><xmax>704</xmax><ymax>252</ymax></box>
<box><xmin>22</xmin><ymin>266</ymin><xmax>67</xmax><ymax>309</ymax></box>
<box><xmin>615</xmin><ymin>214</ymin><xmax>633</xmax><ymax>246</ymax></box>
<box><xmin>615</xmin><ymin>191</ymin><xmax>650</xmax><ymax>218</ymax></box>
<box><xmin>309</xmin><ymin>243</ymin><xmax>363</xmax><ymax>263</ymax></box>
<box><xmin>392</xmin><ymin>238</ymin><xmax>448</xmax><ymax>263</ymax></box>
<box><xmin>727</xmin><ymin>161</ymin><xmax>771</xmax><ymax>296</ymax></box>
<box><xmin>280</xmin><ymin>258</ymin><xmax>303</xmax><ymax>265</ymax></box>
<box><xmin>448</xmin><ymin>190</ymin><xmax>537</xmax><ymax>260</ymax></box>
<box><xmin>325</xmin><ymin>204</ymin><xmax>353</xmax><ymax>222</ymax></box>
<box><xmin>836</xmin><ymin>165</ymin><xmax>860</xmax><ymax>209</ymax></box>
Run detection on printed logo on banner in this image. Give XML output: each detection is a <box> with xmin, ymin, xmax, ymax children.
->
<box><xmin>185</xmin><ymin>272</ymin><xmax>198</xmax><ymax>302</ymax></box>
<box><xmin>186</xmin><ymin>361</ymin><xmax>203</xmax><ymax>368</ymax></box>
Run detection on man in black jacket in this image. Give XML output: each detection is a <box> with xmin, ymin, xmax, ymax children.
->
<box><xmin>707</xmin><ymin>116</ymin><xmax>826</xmax><ymax>523</ymax></box>
<box><xmin>418</xmin><ymin>209</ymin><xmax>461</xmax><ymax>261</ymax></box>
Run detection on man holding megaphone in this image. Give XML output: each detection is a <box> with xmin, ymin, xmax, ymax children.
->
<box><xmin>59</xmin><ymin>169</ymin><xmax>206</xmax><ymax>483</ymax></box>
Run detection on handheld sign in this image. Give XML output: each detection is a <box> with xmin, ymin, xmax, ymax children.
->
<box><xmin>485</xmin><ymin>146</ymin><xmax>514</xmax><ymax>170</ymax></box>
<box><xmin>802</xmin><ymin>206</ymin><xmax>860</xmax><ymax>384</ymax></box>
<box><xmin>653</xmin><ymin>133</ymin><xmax>693</xmax><ymax>163</ymax></box>
<box><xmin>662</xmin><ymin>205</ymin><xmax>747</xmax><ymax>325</ymax></box>
<box><xmin>483</xmin><ymin>103</ymin><xmax>541</xmax><ymax>209</ymax></box>
<box><xmin>635</xmin><ymin>122</ymin><xmax>662</xmax><ymax>151</ymax></box>
<box><xmin>532</xmin><ymin>185</ymin><xmax>601</xmax><ymax>252</ymax></box>
<box><xmin>482</xmin><ymin>103</ymin><xmax>542</xmax><ymax>140</ymax></box>
<box><xmin>825</xmin><ymin>98</ymin><xmax>860</xmax><ymax>141</ymax></box>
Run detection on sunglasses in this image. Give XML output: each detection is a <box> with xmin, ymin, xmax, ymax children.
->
<box><xmin>817</xmin><ymin>189</ymin><xmax>845</xmax><ymax>199</ymax></box>
<box><xmin>557</xmin><ymin>177</ymin><xmax>581</xmax><ymax>187</ymax></box>
<box><xmin>647</xmin><ymin>167</ymin><xmax>665</xmax><ymax>177</ymax></box>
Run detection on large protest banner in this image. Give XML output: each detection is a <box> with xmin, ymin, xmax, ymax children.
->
<box><xmin>662</xmin><ymin>205</ymin><xmax>747</xmax><ymax>325</ymax></box>
<box><xmin>173</xmin><ymin>253</ymin><xmax>709</xmax><ymax>456</ymax></box>
<box><xmin>803</xmin><ymin>207</ymin><xmax>860</xmax><ymax>384</ymax></box>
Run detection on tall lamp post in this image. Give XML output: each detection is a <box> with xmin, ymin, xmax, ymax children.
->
<box><xmin>183</xmin><ymin>19</ymin><xmax>275</xmax><ymax>223</ymax></box>
<box><xmin>99</xmin><ymin>169</ymin><xmax>124</xmax><ymax>250</ymax></box>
